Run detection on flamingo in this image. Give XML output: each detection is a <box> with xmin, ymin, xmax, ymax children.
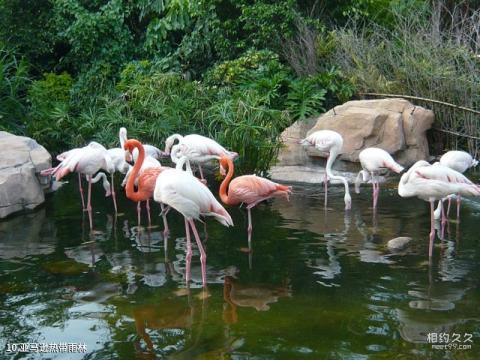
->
<box><xmin>123</xmin><ymin>139</ymin><xmax>171</xmax><ymax>233</ymax></box>
<box><xmin>398</xmin><ymin>160</ymin><xmax>480</xmax><ymax>257</ymax></box>
<box><xmin>153</xmin><ymin>167</ymin><xmax>233</xmax><ymax>286</ymax></box>
<box><xmin>120</xmin><ymin>127</ymin><xmax>164</xmax><ymax>161</ymax></box>
<box><xmin>164</xmin><ymin>134</ymin><xmax>238</xmax><ymax>182</ymax></box>
<box><xmin>107</xmin><ymin>128</ymin><xmax>132</xmax><ymax>175</ymax></box>
<box><xmin>40</xmin><ymin>142</ymin><xmax>117</xmax><ymax>228</ymax></box>
<box><xmin>218</xmin><ymin>155</ymin><xmax>292</xmax><ymax>248</ymax></box>
<box><xmin>300</xmin><ymin>130</ymin><xmax>351</xmax><ymax>210</ymax></box>
<box><xmin>434</xmin><ymin>150</ymin><xmax>479</xmax><ymax>221</ymax></box>
<box><xmin>355</xmin><ymin>147</ymin><xmax>404</xmax><ymax>209</ymax></box>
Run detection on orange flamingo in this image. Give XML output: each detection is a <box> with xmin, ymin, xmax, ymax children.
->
<box><xmin>124</xmin><ymin>139</ymin><xmax>170</xmax><ymax>232</ymax></box>
<box><xmin>218</xmin><ymin>156</ymin><xmax>292</xmax><ymax>247</ymax></box>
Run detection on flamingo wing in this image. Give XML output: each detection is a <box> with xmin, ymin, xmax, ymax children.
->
<box><xmin>415</xmin><ymin>165</ymin><xmax>474</xmax><ymax>185</ymax></box>
<box><xmin>138</xmin><ymin>167</ymin><xmax>163</xmax><ymax>197</ymax></box>
<box><xmin>229</xmin><ymin>175</ymin><xmax>281</xmax><ymax>204</ymax></box>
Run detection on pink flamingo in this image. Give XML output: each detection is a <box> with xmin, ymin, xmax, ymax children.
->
<box><xmin>164</xmin><ymin>134</ymin><xmax>238</xmax><ymax>182</ymax></box>
<box><xmin>355</xmin><ymin>147</ymin><xmax>404</xmax><ymax>209</ymax></box>
<box><xmin>434</xmin><ymin>150</ymin><xmax>479</xmax><ymax>220</ymax></box>
<box><xmin>218</xmin><ymin>155</ymin><xmax>292</xmax><ymax>247</ymax></box>
<box><xmin>398</xmin><ymin>160</ymin><xmax>480</xmax><ymax>257</ymax></box>
<box><xmin>153</xmin><ymin>167</ymin><xmax>233</xmax><ymax>286</ymax></box>
<box><xmin>123</xmin><ymin>139</ymin><xmax>170</xmax><ymax>232</ymax></box>
<box><xmin>41</xmin><ymin>142</ymin><xmax>117</xmax><ymax>228</ymax></box>
<box><xmin>300</xmin><ymin>130</ymin><xmax>351</xmax><ymax>210</ymax></box>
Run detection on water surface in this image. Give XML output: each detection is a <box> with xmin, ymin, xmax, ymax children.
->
<box><xmin>1</xmin><ymin>175</ymin><xmax>480</xmax><ymax>359</ymax></box>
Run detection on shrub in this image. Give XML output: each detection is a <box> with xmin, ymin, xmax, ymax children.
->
<box><xmin>27</xmin><ymin>72</ymin><xmax>73</xmax><ymax>151</ymax></box>
<box><xmin>0</xmin><ymin>46</ymin><xmax>30</xmax><ymax>134</ymax></box>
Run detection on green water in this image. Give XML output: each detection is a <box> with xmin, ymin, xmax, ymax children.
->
<box><xmin>1</xmin><ymin>176</ymin><xmax>480</xmax><ymax>359</ymax></box>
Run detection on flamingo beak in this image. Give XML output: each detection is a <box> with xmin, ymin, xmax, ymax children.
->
<box><xmin>125</xmin><ymin>150</ymin><xmax>133</xmax><ymax>163</ymax></box>
<box><xmin>220</xmin><ymin>165</ymin><xmax>226</xmax><ymax>177</ymax></box>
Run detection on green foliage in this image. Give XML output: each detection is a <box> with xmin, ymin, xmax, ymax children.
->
<box><xmin>27</xmin><ymin>72</ymin><xmax>73</xmax><ymax>151</ymax></box>
<box><xmin>204</xmin><ymin>50</ymin><xmax>287</xmax><ymax>87</ymax></box>
<box><xmin>0</xmin><ymin>47</ymin><xmax>30</xmax><ymax>134</ymax></box>
<box><xmin>206</xmin><ymin>90</ymin><xmax>290</xmax><ymax>174</ymax></box>
<box><xmin>287</xmin><ymin>77</ymin><xmax>326</xmax><ymax>120</ymax></box>
<box><xmin>0</xmin><ymin>0</ymin><xmax>359</xmax><ymax>173</ymax></box>
<box><xmin>0</xmin><ymin>0</ymin><xmax>58</xmax><ymax>72</ymax></box>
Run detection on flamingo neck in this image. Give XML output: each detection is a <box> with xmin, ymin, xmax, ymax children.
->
<box><xmin>326</xmin><ymin>148</ymin><xmax>351</xmax><ymax>208</ymax></box>
<box><xmin>175</xmin><ymin>155</ymin><xmax>193</xmax><ymax>175</ymax></box>
<box><xmin>125</xmin><ymin>140</ymin><xmax>145</xmax><ymax>202</ymax></box>
<box><xmin>219</xmin><ymin>157</ymin><xmax>235</xmax><ymax>205</ymax></box>
<box><xmin>119</xmin><ymin>130</ymin><xmax>126</xmax><ymax>150</ymax></box>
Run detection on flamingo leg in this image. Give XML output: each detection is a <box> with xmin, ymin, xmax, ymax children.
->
<box><xmin>160</xmin><ymin>203</ymin><xmax>170</xmax><ymax>237</ymax></box>
<box><xmin>324</xmin><ymin>173</ymin><xmax>328</xmax><ymax>208</ymax></box>
<box><xmin>78</xmin><ymin>173</ymin><xmax>86</xmax><ymax>210</ymax></box>
<box><xmin>440</xmin><ymin>200</ymin><xmax>447</xmax><ymax>239</ymax></box>
<box><xmin>198</xmin><ymin>164</ymin><xmax>207</xmax><ymax>185</ymax></box>
<box><xmin>137</xmin><ymin>202</ymin><xmax>141</xmax><ymax>228</ymax></box>
<box><xmin>110</xmin><ymin>173</ymin><xmax>118</xmax><ymax>214</ymax></box>
<box><xmin>87</xmin><ymin>175</ymin><xmax>93</xmax><ymax>229</ymax></box>
<box><xmin>456</xmin><ymin>194</ymin><xmax>461</xmax><ymax>221</ymax></box>
<box><xmin>446</xmin><ymin>197</ymin><xmax>452</xmax><ymax>218</ymax></box>
<box><xmin>374</xmin><ymin>180</ymin><xmax>380</xmax><ymax>209</ymax></box>
<box><xmin>184</xmin><ymin>218</ymin><xmax>193</xmax><ymax>283</ymax></box>
<box><xmin>146</xmin><ymin>199</ymin><xmax>152</xmax><ymax>227</ymax></box>
<box><xmin>247</xmin><ymin>208</ymin><xmax>253</xmax><ymax>250</ymax></box>
<box><xmin>188</xmin><ymin>219</ymin><xmax>207</xmax><ymax>287</ymax></box>
<box><xmin>429</xmin><ymin>200</ymin><xmax>435</xmax><ymax>258</ymax></box>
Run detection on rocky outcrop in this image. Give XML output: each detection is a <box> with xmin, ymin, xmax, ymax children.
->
<box><xmin>271</xmin><ymin>98</ymin><xmax>433</xmax><ymax>183</ymax></box>
<box><xmin>306</xmin><ymin>98</ymin><xmax>434</xmax><ymax>165</ymax></box>
<box><xmin>0</xmin><ymin>131</ymin><xmax>51</xmax><ymax>218</ymax></box>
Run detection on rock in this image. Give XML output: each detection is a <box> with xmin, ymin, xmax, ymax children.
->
<box><xmin>306</xmin><ymin>98</ymin><xmax>434</xmax><ymax>165</ymax></box>
<box><xmin>271</xmin><ymin>98</ymin><xmax>433</xmax><ymax>184</ymax></box>
<box><xmin>387</xmin><ymin>236</ymin><xmax>413</xmax><ymax>251</ymax></box>
<box><xmin>0</xmin><ymin>131</ymin><xmax>51</xmax><ymax>218</ymax></box>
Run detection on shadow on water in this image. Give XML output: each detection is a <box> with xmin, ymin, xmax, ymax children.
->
<box><xmin>1</xmin><ymin>175</ymin><xmax>480</xmax><ymax>358</ymax></box>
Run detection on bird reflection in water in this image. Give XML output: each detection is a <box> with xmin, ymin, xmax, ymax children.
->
<box><xmin>222</xmin><ymin>276</ymin><xmax>291</xmax><ymax>324</ymax></box>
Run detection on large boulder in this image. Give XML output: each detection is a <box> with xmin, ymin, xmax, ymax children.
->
<box><xmin>0</xmin><ymin>131</ymin><xmax>51</xmax><ymax>218</ymax></box>
<box><xmin>306</xmin><ymin>98</ymin><xmax>434</xmax><ymax>165</ymax></box>
<box><xmin>270</xmin><ymin>98</ymin><xmax>433</xmax><ymax>184</ymax></box>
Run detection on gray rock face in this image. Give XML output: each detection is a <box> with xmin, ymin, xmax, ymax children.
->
<box><xmin>0</xmin><ymin>131</ymin><xmax>51</xmax><ymax>218</ymax></box>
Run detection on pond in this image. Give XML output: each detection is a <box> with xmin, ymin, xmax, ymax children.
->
<box><xmin>1</xmin><ymin>174</ymin><xmax>480</xmax><ymax>359</ymax></box>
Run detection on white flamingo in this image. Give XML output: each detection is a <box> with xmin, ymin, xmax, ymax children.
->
<box><xmin>164</xmin><ymin>134</ymin><xmax>238</xmax><ymax>182</ymax></box>
<box><xmin>107</xmin><ymin>128</ymin><xmax>132</xmax><ymax>175</ymax></box>
<box><xmin>153</xmin><ymin>168</ymin><xmax>233</xmax><ymax>286</ymax></box>
<box><xmin>434</xmin><ymin>150</ymin><xmax>479</xmax><ymax>221</ymax></box>
<box><xmin>355</xmin><ymin>147</ymin><xmax>404</xmax><ymax>209</ymax></box>
<box><xmin>398</xmin><ymin>160</ymin><xmax>480</xmax><ymax>257</ymax></box>
<box><xmin>120</xmin><ymin>127</ymin><xmax>164</xmax><ymax>161</ymax></box>
<box><xmin>300</xmin><ymin>130</ymin><xmax>351</xmax><ymax>210</ymax></box>
<box><xmin>41</xmin><ymin>142</ymin><xmax>117</xmax><ymax>228</ymax></box>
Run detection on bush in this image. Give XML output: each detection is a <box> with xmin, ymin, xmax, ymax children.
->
<box><xmin>0</xmin><ymin>46</ymin><xmax>30</xmax><ymax>134</ymax></box>
<box><xmin>332</xmin><ymin>3</ymin><xmax>480</xmax><ymax>152</ymax></box>
<box><xmin>27</xmin><ymin>72</ymin><xmax>73</xmax><ymax>151</ymax></box>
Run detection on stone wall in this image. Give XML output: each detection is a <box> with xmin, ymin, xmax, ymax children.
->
<box><xmin>0</xmin><ymin>131</ymin><xmax>51</xmax><ymax>218</ymax></box>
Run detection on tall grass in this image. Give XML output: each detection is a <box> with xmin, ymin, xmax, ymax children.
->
<box><xmin>0</xmin><ymin>46</ymin><xmax>29</xmax><ymax>133</ymax></box>
<box><xmin>331</xmin><ymin>3</ymin><xmax>480</xmax><ymax>154</ymax></box>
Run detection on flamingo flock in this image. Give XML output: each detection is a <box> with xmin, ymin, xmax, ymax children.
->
<box><xmin>41</xmin><ymin>127</ymin><xmax>479</xmax><ymax>286</ymax></box>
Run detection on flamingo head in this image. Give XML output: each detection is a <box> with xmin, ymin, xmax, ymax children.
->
<box><xmin>344</xmin><ymin>192</ymin><xmax>352</xmax><ymax>210</ymax></box>
<box><xmin>123</xmin><ymin>139</ymin><xmax>138</xmax><ymax>162</ymax></box>
<box><xmin>219</xmin><ymin>156</ymin><xmax>230</xmax><ymax>176</ymax></box>
<box><xmin>119</xmin><ymin>127</ymin><xmax>127</xmax><ymax>141</ymax></box>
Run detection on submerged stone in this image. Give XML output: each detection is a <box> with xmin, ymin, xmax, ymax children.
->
<box><xmin>387</xmin><ymin>237</ymin><xmax>413</xmax><ymax>251</ymax></box>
